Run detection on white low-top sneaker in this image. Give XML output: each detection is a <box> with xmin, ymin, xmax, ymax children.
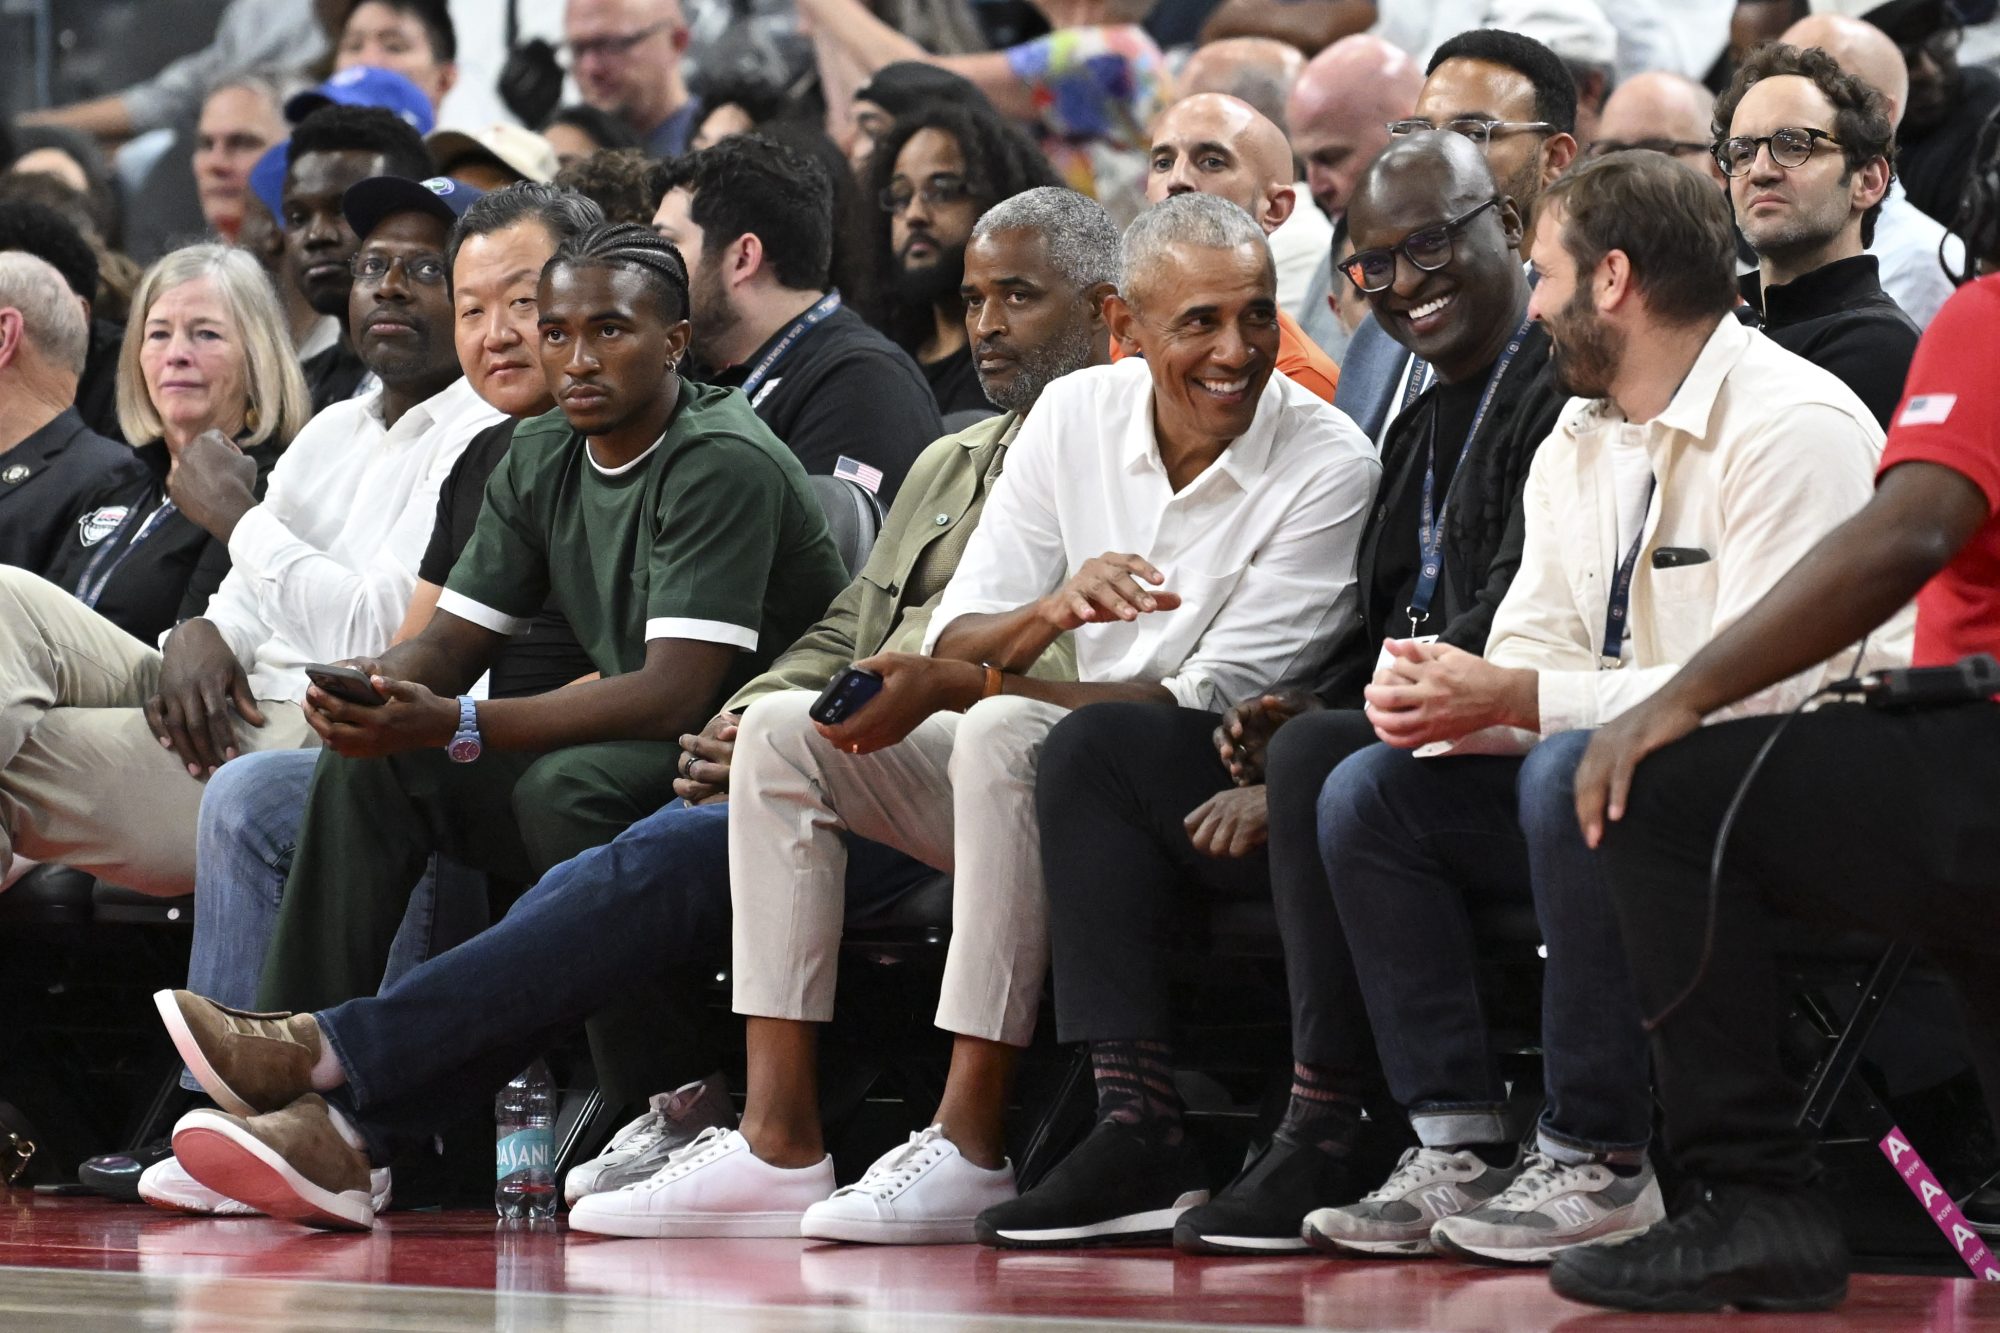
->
<box><xmin>801</xmin><ymin>1125</ymin><xmax>1016</xmax><ymax>1245</ymax></box>
<box><xmin>563</xmin><ymin>1075</ymin><xmax>736</xmax><ymax>1206</ymax></box>
<box><xmin>567</xmin><ymin>1127</ymin><xmax>833</xmax><ymax>1239</ymax></box>
<box><xmin>141</xmin><ymin>1153</ymin><xmax>394</xmax><ymax>1217</ymax></box>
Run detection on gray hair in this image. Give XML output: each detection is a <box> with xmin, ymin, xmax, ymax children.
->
<box><xmin>1120</xmin><ymin>192</ymin><xmax>1272</xmax><ymax>304</ymax></box>
<box><xmin>971</xmin><ymin>187</ymin><xmax>1121</xmax><ymax>292</ymax></box>
<box><xmin>448</xmin><ymin>182</ymin><xmax>607</xmax><ymax>281</ymax></box>
<box><xmin>0</xmin><ymin>250</ymin><xmax>87</xmax><ymax>376</ymax></box>
<box><xmin>205</xmin><ymin>68</ymin><xmax>313</xmax><ymax>114</ymax></box>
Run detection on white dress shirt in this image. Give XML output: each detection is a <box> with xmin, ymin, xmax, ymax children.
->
<box><xmin>1871</xmin><ymin>180</ymin><xmax>1965</xmax><ymax>329</ymax></box>
<box><xmin>202</xmin><ymin>377</ymin><xmax>506</xmax><ymax>703</ymax></box>
<box><xmin>1269</xmin><ymin>188</ymin><xmax>1334</xmax><ymax>315</ymax></box>
<box><xmin>924</xmin><ymin>357</ymin><xmax>1380</xmax><ymax>713</ymax></box>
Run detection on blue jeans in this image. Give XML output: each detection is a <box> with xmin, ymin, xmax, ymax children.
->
<box><xmin>1316</xmin><ymin>732</ymin><xmax>1651</xmax><ymax>1165</ymax></box>
<box><xmin>319</xmin><ymin>799</ymin><xmax>930</xmax><ymax>1164</ymax></box>
<box><xmin>184</xmin><ymin>749</ymin><xmax>469</xmax><ymax>1091</ymax></box>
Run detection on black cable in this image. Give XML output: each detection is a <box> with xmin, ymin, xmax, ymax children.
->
<box><xmin>1640</xmin><ymin>639</ymin><xmax>1871</xmax><ymax>1033</ymax></box>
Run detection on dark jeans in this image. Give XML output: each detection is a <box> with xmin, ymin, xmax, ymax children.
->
<box><xmin>1601</xmin><ymin>702</ymin><xmax>2000</xmax><ymax>1190</ymax></box>
<box><xmin>317</xmin><ymin>800</ymin><xmax>931</xmax><ymax>1164</ymax></box>
<box><xmin>1317</xmin><ymin>731</ymin><xmax>1652</xmax><ymax>1164</ymax></box>
<box><xmin>1037</xmin><ymin>701</ymin><xmax>1378</xmax><ymax>1084</ymax></box>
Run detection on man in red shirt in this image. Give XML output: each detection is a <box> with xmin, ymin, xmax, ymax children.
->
<box><xmin>1555</xmin><ymin>270</ymin><xmax>2000</xmax><ymax>1312</ymax></box>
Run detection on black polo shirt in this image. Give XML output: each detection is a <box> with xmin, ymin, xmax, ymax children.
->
<box><xmin>707</xmin><ymin>302</ymin><xmax>940</xmax><ymax>503</ymax></box>
<box><xmin>1739</xmin><ymin>254</ymin><xmax>1920</xmax><ymax>429</ymax></box>
<box><xmin>0</xmin><ymin>407</ymin><xmax>148</xmax><ymax>575</ymax></box>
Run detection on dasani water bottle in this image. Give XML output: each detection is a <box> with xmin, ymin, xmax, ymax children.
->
<box><xmin>495</xmin><ymin>1059</ymin><xmax>557</xmax><ymax>1221</ymax></box>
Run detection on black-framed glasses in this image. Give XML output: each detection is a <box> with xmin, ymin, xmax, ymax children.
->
<box><xmin>1898</xmin><ymin>25</ymin><xmax>1961</xmax><ymax>65</ymax></box>
<box><xmin>1714</xmin><ymin>126</ymin><xmax>1842</xmax><ymax>177</ymax></box>
<box><xmin>1588</xmin><ymin>137</ymin><xmax>1712</xmax><ymax>161</ymax></box>
<box><xmin>351</xmin><ymin>252</ymin><xmax>449</xmax><ymax>286</ymax></box>
<box><xmin>1337</xmin><ymin>197</ymin><xmax>1499</xmax><ymax>294</ymax></box>
<box><xmin>879</xmin><ymin>175</ymin><xmax>971</xmax><ymax>214</ymax></box>
<box><xmin>563</xmin><ymin>21</ymin><xmax>671</xmax><ymax>62</ymax></box>
<box><xmin>1387</xmin><ymin>117</ymin><xmax>1555</xmax><ymax>146</ymax></box>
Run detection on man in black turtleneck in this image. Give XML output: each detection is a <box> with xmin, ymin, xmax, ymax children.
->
<box><xmin>1003</xmin><ymin>130</ymin><xmax>1569</xmax><ymax>1254</ymax></box>
<box><xmin>1717</xmin><ymin>42</ymin><xmax>1919</xmax><ymax>428</ymax></box>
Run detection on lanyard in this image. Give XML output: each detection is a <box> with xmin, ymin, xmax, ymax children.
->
<box><xmin>739</xmin><ymin>293</ymin><xmax>841</xmax><ymax>399</ymax></box>
<box><xmin>1406</xmin><ymin>319</ymin><xmax>1532</xmax><ymax>630</ymax></box>
<box><xmin>75</xmin><ymin>498</ymin><xmax>179</xmax><ymax>609</ymax></box>
<box><xmin>1600</xmin><ymin>477</ymin><xmax>1657</xmax><ymax>667</ymax></box>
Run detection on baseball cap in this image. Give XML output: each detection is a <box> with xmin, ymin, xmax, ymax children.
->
<box><xmin>287</xmin><ymin>66</ymin><xmax>437</xmax><ymax>136</ymax></box>
<box><xmin>1486</xmin><ymin>0</ymin><xmax>1619</xmax><ymax>68</ymax></box>
<box><xmin>249</xmin><ymin>141</ymin><xmax>290</xmax><ymax>222</ymax></box>
<box><xmin>426</xmin><ymin>124</ymin><xmax>561</xmax><ymax>185</ymax></box>
<box><xmin>342</xmin><ymin>175</ymin><xmax>485</xmax><ymax>242</ymax></box>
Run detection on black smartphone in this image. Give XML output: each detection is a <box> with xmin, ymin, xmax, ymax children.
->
<box><xmin>810</xmin><ymin>666</ymin><xmax>884</xmax><ymax>726</ymax></box>
<box><xmin>1651</xmin><ymin>547</ymin><xmax>1712</xmax><ymax>569</ymax></box>
<box><xmin>304</xmin><ymin>662</ymin><xmax>386</xmax><ymax>707</ymax></box>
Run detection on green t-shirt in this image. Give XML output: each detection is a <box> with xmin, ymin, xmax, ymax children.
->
<box><xmin>439</xmin><ymin>381</ymin><xmax>849</xmax><ymax>705</ymax></box>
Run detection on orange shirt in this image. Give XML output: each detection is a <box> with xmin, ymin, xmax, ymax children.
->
<box><xmin>1109</xmin><ymin>308</ymin><xmax>1341</xmax><ymax>403</ymax></box>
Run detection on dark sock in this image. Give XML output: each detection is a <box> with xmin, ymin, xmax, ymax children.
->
<box><xmin>1457</xmin><ymin>1141</ymin><xmax>1517</xmax><ymax>1169</ymax></box>
<box><xmin>1277</xmin><ymin>1061</ymin><xmax>1363</xmax><ymax>1158</ymax></box>
<box><xmin>1090</xmin><ymin>1039</ymin><xmax>1184</xmax><ymax>1147</ymax></box>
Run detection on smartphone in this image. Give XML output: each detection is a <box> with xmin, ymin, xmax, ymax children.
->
<box><xmin>304</xmin><ymin>662</ymin><xmax>386</xmax><ymax>707</ymax></box>
<box><xmin>810</xmin><ymin>666</ymin><xmax>884</xmax><ymax>726</ymax></box>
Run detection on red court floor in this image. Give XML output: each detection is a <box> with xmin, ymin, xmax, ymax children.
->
<box><xmin>2</xmin><ymin>1194</ymin><xmax>1997</xmax><ymax>1331</ymax></box>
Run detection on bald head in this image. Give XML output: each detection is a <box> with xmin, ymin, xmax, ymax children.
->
<box><xmin>1351</xmin><ymin>129</ymin><xmax>1502</xmax><ymax>228</ymax></box>
<box><xmin>1178</xmin><ymin>38</ymin><xmax>1304</xmax><ymax>133</ymax></box>
<box><xmin>1784</xmin><ymin>13</ymin><xmax>1909</xmax><ymax>126</ymax></box>
<box><xmin>1595</xmin><ymin>71</ymin><xmax>1724</xmax><ymax>184</ymax></box>
<box><xmin>1145</xmin><ymin>93</ymin><xmax>1298</xmax><ymax>235</ymax></box>
<box><xmin>1288</xmin><ymin>35</ymin><xmax>1425</xmax><ymax>220</ymax></box>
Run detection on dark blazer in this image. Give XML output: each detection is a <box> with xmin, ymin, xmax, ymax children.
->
<box><xmin>1331</xmin><ymin>314</ymin><xmax>1416</xmax><ymax>445</ymax></box>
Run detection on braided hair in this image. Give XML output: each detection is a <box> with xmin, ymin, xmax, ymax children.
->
<box><xmin>1945</xmin><ymin>104</ymin><xmax>2000</xmax><ymax>286</ymax></box>
<box><xmin>548</xmin><ymin>221</ymin><xmax>690</xmax><ymax>324</ymax></box>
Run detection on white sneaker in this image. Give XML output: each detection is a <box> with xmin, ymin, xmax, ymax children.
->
<box><xmin>140</xmin><ymin>1153</ymin><xmax>394</xmax><ymax>1217</ymax></box>
<box><xmin>567</xmin><ymin>1127</ymin><xmax>833</xmax><ymax>1239</ymax></box>
<box><xmin>1430</xmin><ymin>1151</ymin><xmax>1665</xmax><ymax>1265</ymax></box>
<box><xmin>1302</xmin><ymin>1146</ymin><xmax>1524</xmax><ymax>1257</ymax></box>
<box><xmin>801</xmin><ymin>1125</ymin><xmax>1016</xmax><ymax>1245</ymax></box>
<box><xmin>563</xmin><ymin>1074</ymin><xmax>736</xmax><ymax>1206</ymax></box>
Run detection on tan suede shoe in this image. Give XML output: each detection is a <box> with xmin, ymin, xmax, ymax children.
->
<box><xmin>153</xmin><ymin>988</ymin><xmax>321</xmax><ymax>1117</ymax></box>
<box><xmin>172</xmin><ymin>1094</ymin><xmax>376</xmax><ymax>1231</ymax></box>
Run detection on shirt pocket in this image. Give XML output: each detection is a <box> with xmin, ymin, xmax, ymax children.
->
<box><xmin>1643</xmin><ymin>561</ymin><xmax>1719</xmax><ymax>660</ymax></box>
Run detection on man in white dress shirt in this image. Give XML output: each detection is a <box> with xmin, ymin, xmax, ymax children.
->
<box><xmin>563</xmin><ymin>192</ymin><xmax>1379</xmax><ymax>1245</ymax></box>
<box><xmin>0</xmin><ymin>176</ymin><xmax>502</xmax><ymax>896</ymax></box>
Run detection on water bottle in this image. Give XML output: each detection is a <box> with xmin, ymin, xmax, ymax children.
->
<box><xmin>495</xmin><ymin>1059</ymin><xmax>557</xmax><ymax>1221</ymax></box>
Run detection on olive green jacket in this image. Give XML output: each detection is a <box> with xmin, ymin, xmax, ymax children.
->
<box><xmin>726</xmin><ymin>412</ymin><xmax>1076</xmax><ymax>714</ymax></box>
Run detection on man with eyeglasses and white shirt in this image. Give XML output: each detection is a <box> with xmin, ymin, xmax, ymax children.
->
<box><xmin>565</xmin><ymin>0</ymin><xmax>703</xmax><ymax>159</ymax></box>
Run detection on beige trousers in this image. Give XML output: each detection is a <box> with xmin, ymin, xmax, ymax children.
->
<box><xmin>729</xmin><ymin>689</ymin><xmax>1069</xmax><ymax>1047</ymax></box>
<box><xmin>0</xmin><ymin>566</ymin><xmax>317</xmax><ymax>896</ymax></box>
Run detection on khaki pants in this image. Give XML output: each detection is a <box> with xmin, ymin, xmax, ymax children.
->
<box><xmin>0</xmin><ymin>566</ymin><xmax>317</xmax><ymax>896</ymax></box>
<box><xmin>729</xmin><ymin>689</ymin><xmax>1069</xmax><ymax>1047</ymax></box>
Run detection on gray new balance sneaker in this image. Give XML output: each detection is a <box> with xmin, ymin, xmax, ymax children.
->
<box><xmin>562</xmin><ymin>1074</ymin><xmax>736</xmax><ymax>1206</ymax></box>
<box><xmin>1431</xmin><ymin>1151</ymin><xmax>1665</xmax><ymax>1265</ymax></box>
<box><xmin>1302</xmin><ymin>1146</ymin><xmax>1523</xmax><ymax>1257</ymax></box>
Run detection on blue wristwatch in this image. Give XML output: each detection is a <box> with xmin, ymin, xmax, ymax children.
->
<box><xmin>448</xmin><ymin>695</ymin><xmax>482</xmax><ymax>763</ymax></box>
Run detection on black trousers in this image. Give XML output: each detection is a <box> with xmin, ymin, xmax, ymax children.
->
<box><xmin>1035</xmin><ymin>702</ymin><xmax>1379</xmax><ymax>1080</ymax></box>
<box><xmin>1600</xmin><ymin>701</ymin><xmax>2000</xmax><ymax>1189</ymax></box>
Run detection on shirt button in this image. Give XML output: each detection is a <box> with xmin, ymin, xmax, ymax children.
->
<box><xmin>934</xmin><ymin>513</ymin><xmax>950</xmax><ymax>526</ymax></box>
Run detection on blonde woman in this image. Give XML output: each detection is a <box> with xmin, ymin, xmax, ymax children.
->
<box><xmin>44</xmin><ymin>243</ymin><xmax>311</xmax><ymax>645</ymax></box>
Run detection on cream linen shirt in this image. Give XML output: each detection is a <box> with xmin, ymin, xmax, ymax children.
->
<box><xmin>924</xmin><ymin>358</ymin><xmax>1379</xmax><ymax>713</ymax></box>
<box><xmin>1484</xmin><ymin>315</ymin><xmax>1914</xmax><ymax>738</ymax></box>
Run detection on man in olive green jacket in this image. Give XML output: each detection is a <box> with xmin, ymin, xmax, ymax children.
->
<box><xmin>153</xmin><ymin>187</ymin><xmax>1122</xmax><ymax>1228</ymax></box>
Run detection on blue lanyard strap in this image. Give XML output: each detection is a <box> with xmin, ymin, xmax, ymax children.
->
<box><xmin>739</xmin><ymin>293</ymin><xmax>842</xmax><ymax>399</ymax></box>
<box><xmin>1600</xmin><ymin>477</ymin><xmax>1657</xmax><ymax>667</ymax></box>
<box><xmin>1406</xmin><ymin>319</ymin><xmax>1533</xmax><ymax>630</ymax></box>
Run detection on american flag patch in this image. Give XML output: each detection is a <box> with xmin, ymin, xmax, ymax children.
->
<box><xmin>1899</xmin><ymin>394</ymin><xmax>1958</xmax><ymax>427</ymax></box>
<box><xmin>833</xmin><ymin>456</ymin><xmax>883</xmax><ymax>495</ymax></box>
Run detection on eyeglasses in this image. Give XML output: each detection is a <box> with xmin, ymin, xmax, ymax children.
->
<box><xmin>879</xmin><ymin>175</ymin><xmax>972</xmax><ymax>214</ymax></box>
<box><xmin>1588</xmin><ymin>137</ymin><xmax>1713</xmax><ymax>161</ymax></box>
<box><xmin>351</xmin><ymin>252</ymin><xmax>449</xmax><ymax>286</ymax></box>
<box><xmin>1338</xmin><ymin>197</ymin><xmax>1499</xmax><ymax>294</ymax></box>
<box><xmin>1387</xmin><ymin>117</ymin><xmax>1556</xmax><ymax>146</ymax></box>
<box><xmin>1714</xmin><ymin>126</ymin><xmax>1842</xmax><ymax>177</ymax></box>
<box><xmin>1898</xmin><ymin>25</ymin><xmax>1961</xmax><ymax>65</ymax></box>
<box><xmin>564</xmin><ymin>21</ymin><xmax>670</xmax><ymax>62</ymax></box>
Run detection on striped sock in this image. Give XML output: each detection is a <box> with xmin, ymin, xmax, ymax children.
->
<box><xmin>1278</xmin><ymin>1061</ymin><xmax>1363</xmax><ymax>1158</ymax></box>
<box><xmin>1090</xmin><ymin>1040</ymin><xmax>1184</xmax><ymax>1146</ymax></box>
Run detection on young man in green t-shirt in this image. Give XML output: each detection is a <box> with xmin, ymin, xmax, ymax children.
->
<box><xmin>249</xmin><ymin>222</ymin><xmax>849</xmax><ymax>1016</ymax></box>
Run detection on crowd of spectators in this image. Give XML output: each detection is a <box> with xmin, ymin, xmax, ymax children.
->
<box><xmin>2</xmin><ymin>0</ymin><xmax>1999</xmax><ymax>1318</ymax></box>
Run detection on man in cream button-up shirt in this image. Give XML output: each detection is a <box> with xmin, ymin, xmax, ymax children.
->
<box><xmin>1299</xmin><ymin>152</ymin><xmax>1910</xmax><ymax>1268</ymax></box>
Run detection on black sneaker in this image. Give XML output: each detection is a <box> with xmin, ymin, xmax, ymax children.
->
<box><xmin>1549</xmin><ymin>1182</ymin><xmax>1847</xmax><ymax>1313</ymax></box>
<box><xmin>1173</xmin><ymin>1131</ymin><xmax>1356</xmax><ymax>1255</ymax></box>
<box><xmin>974</xmin><ymin>1120</ymin><xmax>1208</xmax><ymax>1249</ymax></box>
<box><xmin>77</xmin><ymin>1137</ymin><xmax>175</xmax><ymax>1203</ymax></box>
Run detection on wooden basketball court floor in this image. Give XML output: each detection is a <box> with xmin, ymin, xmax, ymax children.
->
<box><xmin>1</xmin><ymin>1195</ymin><xmax>1995</xmax><ymax>1332</ymax></box>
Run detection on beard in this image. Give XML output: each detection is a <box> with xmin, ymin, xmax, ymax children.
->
<box><xmin>894</xmin><ymin>239</ymin><xmax>969</xmax><ymax>309</ymax></box>
<box><xmin>687</xmin><ymin>254</ymin><xmax>739</xmax><ymax>369</ymax></box>
<box><xmin>1545</xmin><ymin>286</ymin><xmax>1623</xmax><ymax>401</ymax></box>
<box><xmin>978</xmin><ymin>320</ymin><xmax>1096</xmax><ymax>413</ymax></box>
